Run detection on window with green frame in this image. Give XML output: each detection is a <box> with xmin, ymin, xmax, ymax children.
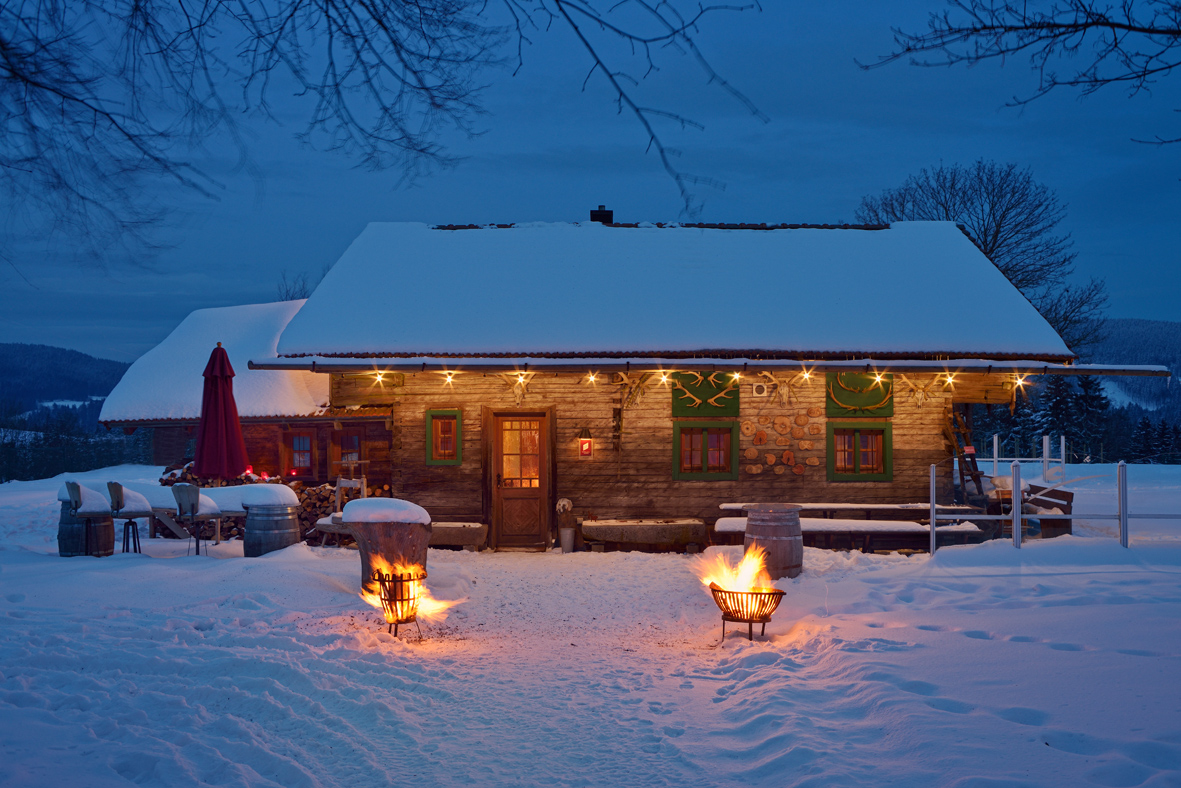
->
<box><xmin>826</xmin><ymin>421</ymin><xmax>892</xmax><ymax>481</ymax></box>
<box><xmin>672</xmin><ymin>421</ymin><xmax>739</xmax><ymax>480</ymax></box>
<box><xmin>425</xmin><ymin>409</ymin><xmax>462</xmax><ymax>465</ymax></box>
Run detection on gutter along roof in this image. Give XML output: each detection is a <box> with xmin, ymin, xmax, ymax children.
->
<box><xmin>248</xmin><ymin>357</ymin><xmax>1170</xmax><ymax>378</ymax></box>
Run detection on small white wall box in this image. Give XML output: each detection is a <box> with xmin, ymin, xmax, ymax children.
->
<box><xmin>751</xmin><ymin>382</ymin><xmax>770</xmax><ymax>397</ymax></box>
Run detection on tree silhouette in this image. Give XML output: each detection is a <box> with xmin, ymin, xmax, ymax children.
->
<box><xmin>1</xmin><ymin>1</ymin><xmax>764</xmax><ymax>267</ymax></box>
<box><xmin>856</xmin><ymin>160</ymin><xmax>1107</xmax><ymax>352</ymax></box>
<box><xmin>869</xmin><ymin>1</ymin><xmax>1181</xmax><ymax>143</ymax></box>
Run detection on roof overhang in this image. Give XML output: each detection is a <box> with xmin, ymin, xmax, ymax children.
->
<box><xmin>249</xmin><ymin>357</ymin><xmax>1171</xmax><ymax>378</ymax></box>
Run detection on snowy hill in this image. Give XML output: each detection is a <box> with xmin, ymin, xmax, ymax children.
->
<box><xmin>0</xmin><ymin>344</ymin><xmax>129</xmax><ymax>413</ymax></box>
<box><xmin>1089</xmin><ymin>318</ymin><xmax>1181</xmax><ymax>421</ymax></box>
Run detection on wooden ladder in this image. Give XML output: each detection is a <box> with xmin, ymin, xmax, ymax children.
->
<box><xmin>943</xmin><ymin>409</ymin><xmax>985</xmax><ymax>497</ymax></box>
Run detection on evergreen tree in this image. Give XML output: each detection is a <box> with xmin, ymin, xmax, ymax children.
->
<box><xmin>1039</xmin><ymin>376</ymin><xmax>1076</xmax><ymax>454</ymax></box>
<box><xmin>1074</xmin><ymin>376</ymin><xmax>1110</xmax><ymax>462</ymax></box>
<box><xmin>1129</xmin><ymin>416</ymin><xmax>1157</xmax><ymax>463</ymax></box>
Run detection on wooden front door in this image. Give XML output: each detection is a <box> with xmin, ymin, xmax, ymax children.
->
<box><xmin>492</xmin><ymin>415</ymin><xmax>549</xmax><ymax>550</ymax></box>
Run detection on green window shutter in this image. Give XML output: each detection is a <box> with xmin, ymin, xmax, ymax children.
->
<box><xmin>826</xmin><ymin>373</ymin><xmax>894</xmax><ymax>418</ymax></box>
<box><xmin>670</xmin><ymin>372</ymin><xmax>741</xmax><ymax>418</ymax></box>
<box><xmin>825</xmin><ymin>421</ymin><xmax>893</xmax><ymax>482</ymax></box>
<box><xmin>672</xmin><ymin>421</ymin><xmax>739</xmax><ymax>481</ymax></box>
<box><xmin>425</xmin><ymin>409</ymin><xmax>463</xmax><ymax>466</ymax></box>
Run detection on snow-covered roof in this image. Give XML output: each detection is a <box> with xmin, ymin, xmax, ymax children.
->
<box><xmin>274</xmin><ymin>221</ymin><xmax>1073</xmax><ymax>360</ymax></box>
<box><xmin>100</xmin><ymin>301</ymin><xmax>328</xmax><ymax>423</ymax></box>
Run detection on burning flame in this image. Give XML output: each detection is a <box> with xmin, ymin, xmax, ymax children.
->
<box><xmin>359</xmin><ymin>554</ymin><xmax>461</xmax><ymax>623</ymax></box>
<box><xmin>694</xmin><ymin>546</ymin><xmax>773</xmax><ymax>592</ymax></box>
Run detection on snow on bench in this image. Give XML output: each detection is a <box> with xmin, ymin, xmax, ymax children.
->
<box><xmin>714</xmin><ymin>516</ymin><xmax>982</xmax><ymax>534</ymax></box>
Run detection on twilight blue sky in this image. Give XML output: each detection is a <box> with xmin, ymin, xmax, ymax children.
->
<box><xmin>4</xmin><ymin>2</ymin><xmax>1179</xmax><ymax>362</ymax></box>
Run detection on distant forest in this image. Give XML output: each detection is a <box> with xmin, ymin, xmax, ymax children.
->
<box><xmin>971</xmin><ymin>319</ymin><xmax>1181</xmax><ymax>465</ymax></box>
<box><xmin>0</xmin><ymin>344</ymin><xmax>148</xmax><ymax>482</ymax></box>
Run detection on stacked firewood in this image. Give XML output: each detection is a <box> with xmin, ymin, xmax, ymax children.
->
<box><xmin>289</xmin><ymin>481</ymin><xmax>394</xmax><ymax>540</ymax></box>
<box><xmin>158</xmin><ymin>464</ymin><xmax>267</xmax><ymax>488</ymax></box>
<box><xmin>156</xmin><ymin>464</ymin><xmax>395</xmax><ymax>542</ymax></box>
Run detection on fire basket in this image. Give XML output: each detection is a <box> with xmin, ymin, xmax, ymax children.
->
<box><xmin>373</xmin><ymin>567</ymin><xmax>427</xmax><ymax>637</ymax></box>
<box><xmin>709</xmin><ymin>582</ymin><xmax>785</xmax><ymax>641</ymax></box>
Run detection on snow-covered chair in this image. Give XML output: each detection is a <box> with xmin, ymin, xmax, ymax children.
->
<box><xmin>172</xmin><ymin>483</ymin><xmax>206</xmax><ymax>556</ymax></box>
<box><xmin>107</xmin><ymin>482</ymin><xmax>152</xmax><ymax>554</ymax></box>
<box><xmin>313</xmin><ymin>477</ymin><xmax>367</xmax><ymax>547</ymax></box>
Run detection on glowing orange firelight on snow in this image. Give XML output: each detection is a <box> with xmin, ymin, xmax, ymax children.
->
<box><xmin>358</xmin><ymin>554</ymin><xmax>462</xmax><ymax>624</ymax></box>
<box><xmin>694</xmin><ymin>546</ymin><xmax>773</xmax><ymax>592</ymax></box>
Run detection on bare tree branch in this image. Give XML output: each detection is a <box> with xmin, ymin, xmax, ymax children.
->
<box><xmin>1</xmin><ymin>0</ymin><xmax>765</xmax><ymax>263</ymax></box>
<box><xmin>856</xmin><ymin>159</ymin><xmax>1107</xmax><ymax>352</ymax></box>
<box><xmin>864</xmin><ymin>1</ymin><xmax>1181</xmax><ymax>141</ymax></box>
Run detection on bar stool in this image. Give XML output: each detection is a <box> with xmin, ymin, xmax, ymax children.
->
<box><xmin>107</xmin><ymin>482</ymin><xmax>143</xmax><ymax>554</ymax></box>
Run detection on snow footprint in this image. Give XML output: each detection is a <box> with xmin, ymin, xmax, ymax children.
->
<box><xmin>996</xmin><ymin>707</ymin><xmax>1049</xmax><ymax>726</ymax></box>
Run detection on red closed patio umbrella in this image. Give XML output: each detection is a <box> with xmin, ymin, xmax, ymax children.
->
<box><xmin>192</xmin><ymin>343</ymin><xmax>250</xmax><ymax>479</ymax></box>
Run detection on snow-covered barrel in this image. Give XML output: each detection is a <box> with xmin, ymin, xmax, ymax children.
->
<box><xmin>57</xmin><ymin>502</ymin><xmax>115</xmax><ymax>557</ymax></box>
<box><xmin>744</xmin><ymin>504</ymin><xmax>802</xmax><ymax>580</ymax></box>
<box><xmin>343</xmin><ymin>498</ymin><xmax>433</xmax><ymax>595</ymax></box>
<box><xmin>241</xmin><ymin>484</ymin><xmax>302</xmax><ymax>557</ymax></box>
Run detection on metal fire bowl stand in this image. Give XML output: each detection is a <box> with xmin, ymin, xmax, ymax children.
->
<box><xmin>374</xmin><ymin>569</ymin><xmax>426</xmax><ymax>638</ymax></box>
<box><xmin>710</xmin><ymin>585</ymin><xmax>786</xmax><ymax>642</ymax></box>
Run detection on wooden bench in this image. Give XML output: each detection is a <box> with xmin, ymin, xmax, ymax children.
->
<box><xmin>715</xmin><ymin>504</ymin><xmax>984</xmax><ymax>553</ymax></box>
<box><xmin>319</xmin><ymin>514</ymin><xmax>487</xmax><ymax>551</ymax></box>
<box><xmin>580</xmin><ymin>518</ymin><xmax>707</xmax><ymax>553</ymax></box>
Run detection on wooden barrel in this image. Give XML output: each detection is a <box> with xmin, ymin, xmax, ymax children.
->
<box><xmin>350</xmin><ymin>521</ymin><xmax>433</xmax><ymax>594</ymax></box>
<box><xmin>243</xmin><ymin>504</ymin><xmax>301</xmax><ymax>557</ymax></box>
<box><xmin>57</xmin><ymin>502</ymin><xmax>115</xmax><ymax>557</ymax></box>
<box><xmin>744</xmin><ymin>504</ymin><xmax>802</xmax><ymax>580</ymax></box>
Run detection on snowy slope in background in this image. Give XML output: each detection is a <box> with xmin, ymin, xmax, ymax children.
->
<box><xmin>1</xmin><ymin>465</ymin><xmax>1179</xmax><ymax>787</ymax></box>
<box><xmin>1089</xmin><ymin>318</ymin><xmax>1181</xmax><ymax>420</ymax></box>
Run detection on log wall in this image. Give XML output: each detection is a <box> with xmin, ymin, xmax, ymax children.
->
<box><xmin>323</xmin><ymin>370</ymin><xmax>962</xmax><ymax>523</ymax></box>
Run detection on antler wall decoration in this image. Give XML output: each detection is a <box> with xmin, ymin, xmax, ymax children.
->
<box><xmin>758</xmin><ymin>370</ymin><xmax>808</xmax><ymax>406</ymax></box>
<box><xmin>498</xmin><ymin>372</ymin><xmax>535</xmax><ymax>406</ymax></box>
<box><xmin>897</xmin><ymin>374</ymin><xmax>939</xmax><ymax>407</ymax></box>
<box><xmin>616</xmin><ymin>371</ymin><xmax>653</xmax><ymax>410</ymax></box>
<box><xmin>671</xmin><ymin>379</ymin><xmax>703</xmax><ymax>408</ymax></box>
<box><xmin>827</xmin><ymin>372</ymin><xmax>893</xmax><ymax>414</ymax></box>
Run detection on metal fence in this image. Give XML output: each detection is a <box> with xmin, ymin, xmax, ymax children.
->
<box><xmin>928</xmin><ymin>460</ymin><xmax>1181</xmax><ymax>554</ymax></box>
<box><xmin>982</xmin><ymin>434</ymin><xmax>1068</xmax><ymax>482</ymax></box>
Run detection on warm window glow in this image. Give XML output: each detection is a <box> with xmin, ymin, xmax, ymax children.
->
<box><xmin>432</xmin><ymin>416</ymin><xmax>458</xmax><ymax>461</ymax></box>
<box><xmin>834</xmin><ymin>428</ymin><xmax>884</xmax><ymax>475</ymax></box>
<box><xmin>834</xmin><ymin>430</ymin><xmax>855</xmax><ymax>473</ymax></box>
<box><xmin>859</xmin><ymin>431</ymin><xmax>884</xmax><ymax>473</ymax></box>
<box><xmin>500</xmin><ymin>419</ymin><xmax>541</xmax><ymax>488</ymax></box>
<box><xmin>680</xmin><ymin>427</ymin><xmax>731</xmax><ymax>474</ymax></box>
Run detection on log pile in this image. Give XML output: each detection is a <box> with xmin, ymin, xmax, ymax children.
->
<box><xmin>157</xmin><ymin>463</ymin><xmax>395</xmax><ymax>543</ymax></box>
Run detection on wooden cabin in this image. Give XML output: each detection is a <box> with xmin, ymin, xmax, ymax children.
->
<box><xmin>101</xmin><ymin>220</ymin><xmax>1164</xmax><ymax>550</ymax></box>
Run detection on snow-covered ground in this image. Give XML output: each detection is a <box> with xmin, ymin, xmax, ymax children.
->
<box><xmin>1</xmin><ymin>464</ymin><xmax>1179</xmax><ymax>787</ymax></box>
